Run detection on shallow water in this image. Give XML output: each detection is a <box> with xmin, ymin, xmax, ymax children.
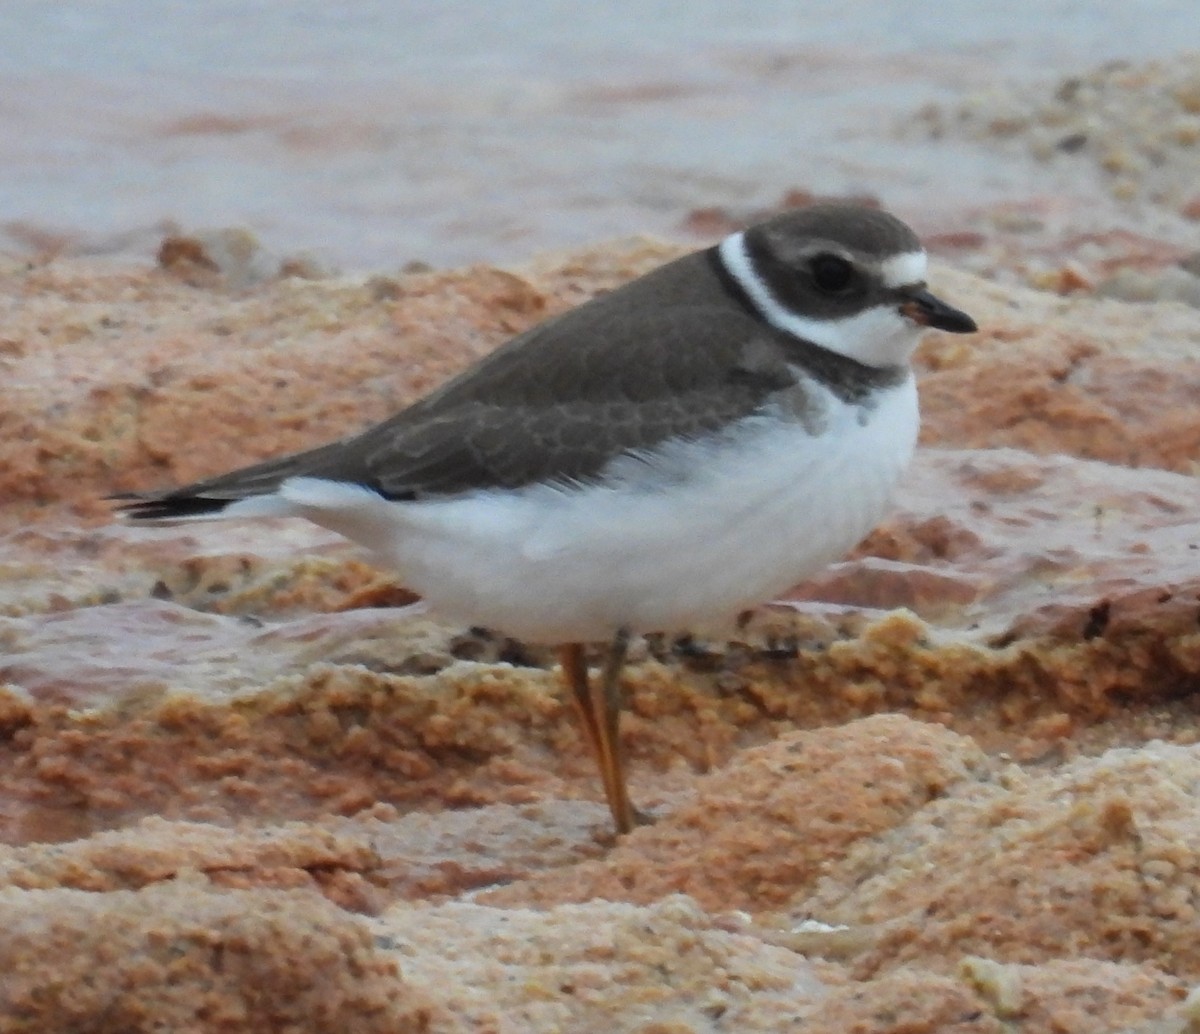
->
<box><xmin>0</xmin><ymin>1</ymin><xmax>1194</xmax><ymax>269</ymax></box>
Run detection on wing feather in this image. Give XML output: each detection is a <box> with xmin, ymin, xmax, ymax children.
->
<box><xmin>116</xmin><ymin>252</ymin><xmax>794</xmax><ymax>516</ymax></box>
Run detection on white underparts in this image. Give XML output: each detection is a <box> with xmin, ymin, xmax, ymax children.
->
<box><xmin>232</xmin><ymin>375</ymin><xmax>920</xmax><ymax>643</ymax></box>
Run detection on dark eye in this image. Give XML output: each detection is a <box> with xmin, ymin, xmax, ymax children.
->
<box><xmin>809</xmin><ymin>254</ymin><xmax>855</xmax><ymax>294</ymax></box>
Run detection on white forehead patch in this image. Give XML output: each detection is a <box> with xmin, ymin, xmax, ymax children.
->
<box><xmin>880</xmin><ymin>250</ymin><xmax>927</xmax><ymax>289</ymax></box>
<box><xmin>717</xmin><ymin>232</ymin><xmax>926</xmax><ymax>367</ymax></box>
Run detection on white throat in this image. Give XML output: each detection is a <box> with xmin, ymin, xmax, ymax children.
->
<box><xmin>717</xmin><ymin>232</ymin><xmax>927</xmax><ymax>368</ymax></box>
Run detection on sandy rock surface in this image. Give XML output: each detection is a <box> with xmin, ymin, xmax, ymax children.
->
<box><xmin>7</xmin><ymin>63</ymin><xmax>1200</xmax><ymax>1032</ymax></box>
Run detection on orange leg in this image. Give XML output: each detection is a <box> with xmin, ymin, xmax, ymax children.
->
<box><xmin>559</xmin><ymin>642</ymin><xmax>612</xmax><ymax>804</ymax></box>
<box><xmin>558</xmin><ymin>632</ymin><xmax>643</xmax><ymax>835</ymax></box>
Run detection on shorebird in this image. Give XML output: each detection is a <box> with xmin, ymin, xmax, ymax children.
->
<box><xmin>114</xmin><ymin>204</ymin><xmax>976</xmax><ymax>834</ymax></box>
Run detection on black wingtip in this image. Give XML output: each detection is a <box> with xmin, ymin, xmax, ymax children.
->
<box><xmin>109</xmin><ymin>494</ymin><xmax>232</xmax><ymax>521</ymax></box>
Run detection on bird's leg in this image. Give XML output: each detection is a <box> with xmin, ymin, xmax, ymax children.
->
<box><xmin>558</xmin><ymin>634</ymin><xmax>642</xmax><ymax>835</ymax></box>
<box><xmin>559</xmin><ymin>642</ymin><xmax>614</xmax><ymax>804</ymax></box>
<box><xmin>592</xmin><ymin>628</ymin><xmax>644</xmax><ymax>835</ymax></box>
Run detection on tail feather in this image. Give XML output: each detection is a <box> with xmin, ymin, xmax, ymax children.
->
<box><xmin>110</xmin><ymin>493</ymin><xmax>236</xmax><ymax>521</ymax></box>
<box><xmin>110</xmin><ymin>436</ymin><xmax>365</xmax><ymax>522</ymax></box>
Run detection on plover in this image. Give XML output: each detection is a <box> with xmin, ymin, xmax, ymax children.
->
<box><xmin>114</xmin><ymin>204</ymin><xmax>977</xmax><ymax>834</ymax></box>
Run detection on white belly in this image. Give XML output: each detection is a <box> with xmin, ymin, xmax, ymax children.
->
<box><xmin>271</xmin><ymin>376</ymin><xmax>919</xmax><ymax>643</ymax></box>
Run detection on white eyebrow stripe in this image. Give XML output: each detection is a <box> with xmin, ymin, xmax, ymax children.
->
<box><xmin>880</xmin><ymin>250</ymin><xmax>927</xmax><ymax>289</ymax></box>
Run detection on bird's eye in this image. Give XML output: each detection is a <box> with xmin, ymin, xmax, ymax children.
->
<box><xmin>809</xmin><ymin>254</ymin><xmax>855</xmax><ymax>294</ymax></box>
